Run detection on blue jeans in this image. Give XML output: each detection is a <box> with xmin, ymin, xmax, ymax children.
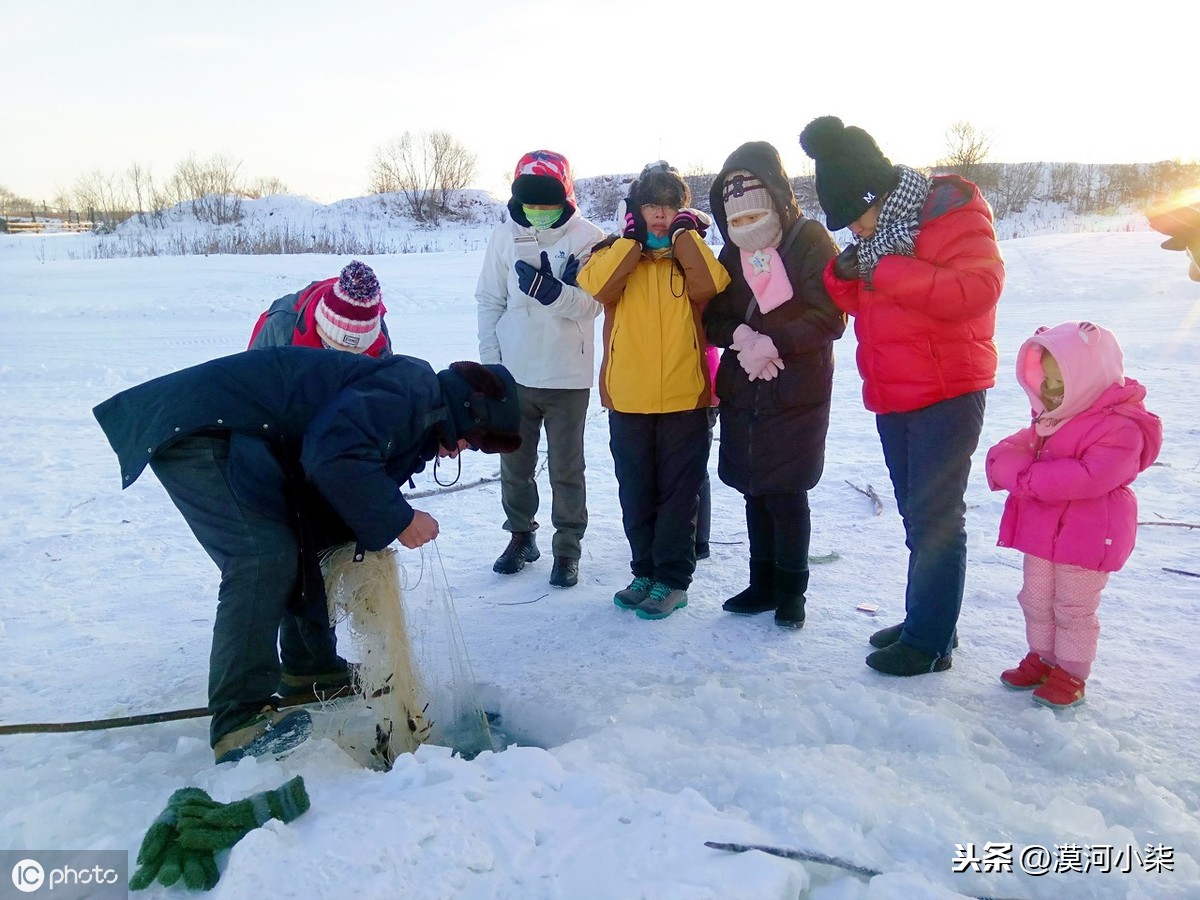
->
<box><xmin>876</xmin><ymin>391</ymin><xmax>986</xmax><ymax>656</ymax></box>
<box><xmin>150</xmin><ymin>435</ymin><xmax>341</xmax><ymax>745</ymax></box>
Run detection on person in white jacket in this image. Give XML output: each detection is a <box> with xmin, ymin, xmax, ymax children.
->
<box><xmin>476</xmin><ymin>150</ymin><xmax>605</xmax><ymax>588</ymax></box>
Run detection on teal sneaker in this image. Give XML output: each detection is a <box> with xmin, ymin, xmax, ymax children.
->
<box><xmin>614</xmin><ymin>576</ymin><xmax>653</xmax><ymax>610</ymax></box>
<box><xmin>635</xmin><ymin>582</ymin><xmax>688</xmax><ymax>620</ymax></box>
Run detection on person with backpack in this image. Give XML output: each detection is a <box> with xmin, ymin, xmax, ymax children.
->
<box><xmin>244</xmin><ymin>259</ymin><xmax>390</xmax><ymax>701</ymax></box>
<box><xmin>249</xmin><ymin>259</ymin><xmax>391</xmax><ymax>356</ymax></box>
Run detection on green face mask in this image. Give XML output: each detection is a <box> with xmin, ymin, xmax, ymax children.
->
<box><xmin>523</xmin><ymin>206</ymin><xmax>562</xmax><ymax>230</ymax></box>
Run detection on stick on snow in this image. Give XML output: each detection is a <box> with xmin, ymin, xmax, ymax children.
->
<box><xmin>704</xmin><ymin>842</ymin><xmax>1025</xmax><ymax>900</ymax></box>
<box><xmin>0</xmin><ymin>687</ymin><xmax>383</xmax><ymax>736</ymax></box>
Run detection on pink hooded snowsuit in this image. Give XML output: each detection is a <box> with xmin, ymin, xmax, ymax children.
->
<box><xmin>986</xmin><ymin>322</ymin><xmax>1162</xmax><ymax>571</ymax></box>
<box><xmin>985</xmin><ymin>321</ymin><xmax>1162</xmax><ymax>678</ymax></box>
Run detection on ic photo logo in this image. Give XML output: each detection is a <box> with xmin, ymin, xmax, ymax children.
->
<box><xmin>11</xmin><ymin>859</ymin><xmax>44</xmax><ymax>893</ymax></box>
<box><xmin>6</xmin><ymin>855</ymin><xmax>123</xmax><ymax>895</ymax></box>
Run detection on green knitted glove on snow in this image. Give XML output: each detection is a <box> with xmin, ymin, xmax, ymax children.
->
<box><xmin>130</xmin><ymin>787</ymin><xmax>220</xmax><ymax>891</ymax></box>
<box><xmin>175</xmin><ymin>775</ymin><xmax>311</xmax><ymax>851</ymax></box>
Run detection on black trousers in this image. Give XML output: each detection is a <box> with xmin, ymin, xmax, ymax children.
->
<box><xmin>150</xmin><ymin>435</ymin><xmax>341</xmax><ymax>745</ymax></box>
<box><xmin>609</xmin><ymin>409</ymin><xmax>710</xmax><ymax>590</ymax></box>
<box><xmin>745</xmin><ymin>491</ymin><xmax>811</xmax><ymax>573</ymax></box>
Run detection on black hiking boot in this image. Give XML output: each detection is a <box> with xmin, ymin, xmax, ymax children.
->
<box><xmin>492</xmin><ymin>531</ymin><xmax>540</xmax><ymax>574</ymax></box>
<box><xmin>549</xmin><ymin>557</ymin><xmax>579</xmax><ymax>588</ymax></box>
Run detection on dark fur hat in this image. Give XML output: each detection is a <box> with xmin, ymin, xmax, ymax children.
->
<box><xmin>799</xmin><ymin>116</ymin><xmax>900</xmax><ymax>231</ymax></box>
<box><xmin>436</xmin><ymin>361</ymin><xmax>522</xmax><ymax>454</ymax></box>
<box><xmin>630</xmin><ymin>160</ymin><xmax>691</xmax><ymax>209</ymax></box>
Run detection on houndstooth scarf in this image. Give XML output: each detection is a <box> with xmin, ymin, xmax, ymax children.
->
<box><xmin>856</xmin><ymin>165</ymin><xmax>931</xmax><ymax>285</ymax></box>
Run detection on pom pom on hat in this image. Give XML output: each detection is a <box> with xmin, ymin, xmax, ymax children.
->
<box><xmin>799</xmin><ymin>116</ymin><xmax>900</xmax><ymax>231</ymax></box>
<box><xmin>314</xmin><ymin>260</ymin><xmax>382</xmax><ymax>351</ymax></box>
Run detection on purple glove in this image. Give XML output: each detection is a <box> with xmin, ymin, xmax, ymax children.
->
<box><xmin>619</xmin><ymin>198</ymin><xmax>646</xmax><ymax>244</ymax></box>
<box><xmin>669</xmin><ymin>209</ymin><xmax>700</xmax><ymax>240</ymax></box>
<box><xmin>670</xmin><ymin>208</ymin><xmax>710</xmax><ymax>242</ymax></box>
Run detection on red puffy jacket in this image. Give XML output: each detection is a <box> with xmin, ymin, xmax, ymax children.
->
<box><xmin>824</xmin><ymin>174</ymin><xmax>1004</xmax><ymax>414</ymax></box>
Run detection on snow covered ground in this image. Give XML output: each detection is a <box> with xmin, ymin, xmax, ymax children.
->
<box><xmin>1</xmin><ymin>227</ymin><xmax>1198</xmax><ymax>899</ymax></box>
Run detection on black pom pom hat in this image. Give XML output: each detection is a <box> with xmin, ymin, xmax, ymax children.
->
<box><xmin>799</xmin><ymin>116</ymin><xmax>900</xmax><ymax>231</ymax></box>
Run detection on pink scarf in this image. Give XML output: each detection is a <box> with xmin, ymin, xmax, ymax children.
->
<box><xmin>740</xmin><ymin>248</ymin><xmax>793</xmax><ymax>313</ymax></box>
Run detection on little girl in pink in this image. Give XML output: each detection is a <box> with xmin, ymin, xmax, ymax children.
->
<box><xmin>986</xmin><ymin>321</ymin><xmax>1162</xmax><ymax>708</ymax></box>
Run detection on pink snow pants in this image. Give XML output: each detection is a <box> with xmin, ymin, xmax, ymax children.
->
<box><xmin>1018</xmin><ymin>554</ymin><xmax>1108</xmax><ymax>679</ymax></box>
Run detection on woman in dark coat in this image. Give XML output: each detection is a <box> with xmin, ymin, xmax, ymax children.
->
<box><xmin>703</xmin><ymin>141</ymin><xmax>846</xmax><ymax>627</ymax></box>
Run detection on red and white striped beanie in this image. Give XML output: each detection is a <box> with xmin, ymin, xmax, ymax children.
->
<box><xmin>314</xmin><ymin>260</ymin><xmax>382</xmax><ymax>350</ymax></box>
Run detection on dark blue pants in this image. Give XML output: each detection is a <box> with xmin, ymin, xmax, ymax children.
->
<box><xmin>609</xmin><ymin>409</ymin><xmax>710</xmax><ymax>590</ymax></box>
<box><xmin>875</xmin><ymin>391</ymin><xmax>986</xmax><ymax>656</ymax></box>
<box><xmin>149</xmin><ymin>435</ymin><xmax>341</xmax><ymax>745</ymax></box>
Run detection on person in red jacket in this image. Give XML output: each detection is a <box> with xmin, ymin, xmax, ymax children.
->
<box><xmin>244</xmin><ymin>260</ymin><xmax>391</xmax><ymax>701</ymax></box>
<box><xmin>800</xmin><ymin>116</ymin><xmax>1004</xmax><ymax>677</ymax></box>
<box><xmin>248</xmin><ymin>260</ymin><xmax>392</xmax><ymax>357</ymax></box>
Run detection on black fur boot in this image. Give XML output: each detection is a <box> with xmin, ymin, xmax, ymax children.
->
<box><xmin>773</xmin><ymin>568</ymin><xmax>809</xmax><ymax>629</ymax></box>
<box><xmin>722</xmin><ymin>559</ymin><xmax>775</xmax><ymax>614</ymax></box>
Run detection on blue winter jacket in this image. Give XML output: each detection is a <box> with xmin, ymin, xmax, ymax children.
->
<box><xmin>93</xmin><ymin>347</ymin><xmax>450</xmax><ymax>620</ymax></box>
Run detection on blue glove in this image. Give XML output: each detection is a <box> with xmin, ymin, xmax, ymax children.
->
<box><xmin>515</xmin><ymin>251</ymin><xmax>565</xmax><ymax>305</ymax></box>
<box><xmin>561</xmin><ymin>253</ymin><xmax>580</xmax><ymax>286</ymax></box>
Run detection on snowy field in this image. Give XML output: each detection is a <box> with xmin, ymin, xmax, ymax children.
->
<box><xmin>1</xmin><ymin>229</ymin><xmax>1199</xmax><ymax>899</ymax></box>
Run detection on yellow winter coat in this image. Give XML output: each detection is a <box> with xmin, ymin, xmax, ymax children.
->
<box><xmin>578</xmin><ymin>231</ymin><xmax>731</xmax><ymax>413</ymax></box>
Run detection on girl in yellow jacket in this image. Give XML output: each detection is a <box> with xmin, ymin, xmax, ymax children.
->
<box><xmin>578</xmin><ymin>161</ymin><xmax>731</xmax><ymax>619</ymax></box>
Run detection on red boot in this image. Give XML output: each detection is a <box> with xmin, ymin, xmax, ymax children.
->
<box><xmin>1000</xmin><ymin>652</ymin><xmax>1053</xmax><ymax>690</ymax></box>
<box><xmin>1032</xmin><ymin>665</ymin><xmax>1086</xmax><ymax>709</ymax></box>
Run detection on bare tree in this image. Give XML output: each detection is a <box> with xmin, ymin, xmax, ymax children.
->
<box><xmin>242</xmin><ymin>175</ymin><xmax>289</xmax><ymax>199</ymax></box>
<box><xmin>429</xmin><ymin>130</ymin><xmax>477</xmax><ymax>211</ymax></box>
<box><xmin>126</xmin><ymin>162</ymin><xmax>157</xmax><ymax>224</ymax></box>
<box><xmin>0</xmin><ymin>184</ymin><xmax>35</xmax><ymax>218</ymax></box>
<box><xmin>575</xmin><ymin>175</ymin><xmax>628</xmax><ymax>224</ymax></box>
<box><xmin>939</xmin><ymin>121</ymin><xmax>991</xmax><ymax>183</ymax></box>
<box><xmin>170</xmin><ymin>153</ymin><xmax>244</xmax><ymax>224</ymax></box>
<box><xmin>988</xmin><ymin>162</ymin><xmax>1044</xmax><ymax>219</ymax></box>
<box><xmin>73</xmin><ymin>169</ymin><xmax>134</xmax><ymax>231</ymax></box>
<box><xmin>368</xmin><ymin>131</ymin><xmax>477</xmax><ymax>224</ymax></box>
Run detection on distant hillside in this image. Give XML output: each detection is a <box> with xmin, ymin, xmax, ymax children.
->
<box><xmin>6</xmin><ymin>159</ymin><xmax>1192</xmax><ymax>260</ymax></box>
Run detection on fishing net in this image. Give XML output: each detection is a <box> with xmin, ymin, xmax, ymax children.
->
<box><xmin>322</xmin><ymin>543</ymin><xmax>492</xmax><ymax>766</ymax></box>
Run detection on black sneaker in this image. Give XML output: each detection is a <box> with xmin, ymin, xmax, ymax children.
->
<box><xmin>549</xmin><ymin>557</ymin><xmax>579</xmax><ymax>588</ymax></box>
<box><xmin>492</xmin><ymin>532</ymin><xmax>540</xmax><ymax>574</ymax></box>
<box><xmin>866</xmin><ymin>641</ymin><xmax>952</xmax><ymax>676</ymax></box>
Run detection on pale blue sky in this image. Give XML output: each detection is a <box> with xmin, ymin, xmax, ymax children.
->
<box><xmin>3</xmin><ymin>0</ymin><xmax>1195</xmax><ymax>204</ymax></box>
